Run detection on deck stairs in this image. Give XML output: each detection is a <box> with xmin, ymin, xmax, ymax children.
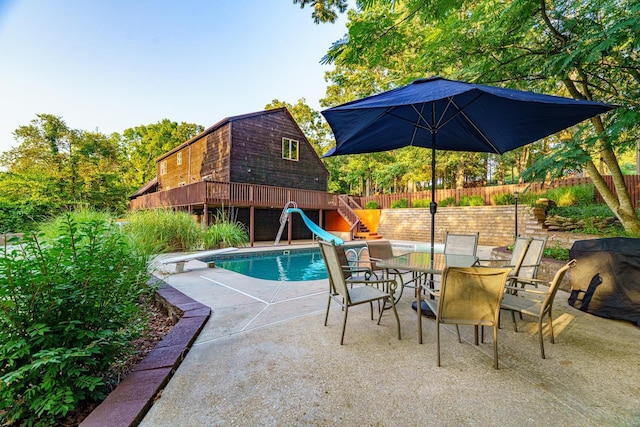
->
<box><xmin>337</xmin><ymin>195</ymin><xmax>383</xmax><ymax>240</ymax></box>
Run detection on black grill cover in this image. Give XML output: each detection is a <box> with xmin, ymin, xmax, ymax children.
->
<box><xmin>569</xmin><ymin>238</ymin><xmax>640</xmax><ymax>326</ymax></box>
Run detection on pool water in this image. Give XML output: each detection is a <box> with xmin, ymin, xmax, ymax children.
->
<box><xmin>214</xmin><ymin>250</ymin><xmax>328</xmax><ymax>281</ymax></box>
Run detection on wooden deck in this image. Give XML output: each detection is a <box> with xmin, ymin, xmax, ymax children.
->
<box><xmin>129</xmin><ymin>181</ymin><xmax>339</xmax><ymax>211</ymax></box>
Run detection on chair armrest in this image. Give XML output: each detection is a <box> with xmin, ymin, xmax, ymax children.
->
<box><xmin>504</xmin><ymin>285</ymin><xmax>549</xmax><ymax>296</ymax></box>
<box><xmin>348</xmin><ymin>278</ymin><xmax>399</xmax><ymax>292</ymax></box>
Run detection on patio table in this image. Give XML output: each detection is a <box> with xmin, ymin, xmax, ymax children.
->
<box><xmin>376</xmin><ymin>252</ymin><xmax>478</xmax><ymax>344</ymax></box>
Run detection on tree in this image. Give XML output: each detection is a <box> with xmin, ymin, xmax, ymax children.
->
<box><xmin>298</xmin><ymin>0</ymin><xmax>640</xmax><ymax>233</ymax></box>
<box><xmin>117</xmin><ymin>119</ymin><xmax>203</xmax><ymax>191</ymax></box>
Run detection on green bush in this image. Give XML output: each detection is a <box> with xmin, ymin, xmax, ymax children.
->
<box><xmin>439</xmin><ymin>197</ymin><xmax>456</xmax><ymax>207</ymax></box>
<box><xmin>202</xmin><ymin>212</ymin><xmax>249</xmax><ymax>249</ymax></box>
<box><xmin>365</xmin><ymin>200</ymin><xmax>380</xmax><ymax>209</ymax></box>
<box><xmin>124</xmin><ymin>209</ymin><xmax>202</xmax><ymax>254</ymax></box>
<box><xmin>412</xmin><ymin>199</ymin><xmax>431</xmax><ymax>208</ymax></box>
<box><xmin>459</xmin><ymin>195</ymin><xmax>485</xmax><ymax>206</ymax></box>
<box><xmin>0</xmin><ymin>214</ymin><xmax>151</xmax><ymax>426</ymax></box>
<box><xmin>390</xmin><ymin>198</ymin><xmax>408</xmax><ymax>208</ymax></box>
<box><xmin>544</xmin><ymin>185</ymin><xmax>594</xmax><ymax>207</ymax></box>
<box><xmin>493</xmin><ymin>193</ymin><xmax>515</xmax><ymax>205</ymax></box>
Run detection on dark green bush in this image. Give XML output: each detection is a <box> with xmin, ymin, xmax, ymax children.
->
<box><xmin>493</xmin><ymin>193</ymin><xmax>515</xmax><ymax>205</ymax></box>
<box><xmin>0</xmin><ymin>215</ymin><xmax>151</xmax><ymax>426</ymax></box>
<box><xmin>439</xmin><ymin>197</ymin><xmax>456</xmax><ymax>207</ymax></box>
<box><xmin>365</xmin><ymin>200</ymin><xmax>380</xmax><ymax>209</ymax></box>
<box><xmin>412</xmin><ymin>199</ymin><xmax>431</xmax><ymax>208</ymax></box>
<box><xmin>390</xmin><ymin>198</ymin><xmax>408</xmax><ymax>208</ymax></box>
<box><xmin>459</xmin><ymin>195</ymin><xmax>485</xmax><ymax>206</ymax></box>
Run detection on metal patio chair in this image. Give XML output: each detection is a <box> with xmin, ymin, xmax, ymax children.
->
<box><xmin>501</xmin><ymin>259</ymin><xmax>577</xmax><ymax>359</ymax></box>
<box><xmin>319</xmin><ymin>240</ymin><xmax>401</xmax><ymax>345</ymax></box>
<box><xmin>423</xmin><ymin>266</ymin><xmax>511</xmax><ymax>369</ymax></box>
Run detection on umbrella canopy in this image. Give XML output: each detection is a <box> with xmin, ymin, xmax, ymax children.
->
<box><xmin>322</xmin><ymin>77</ymin><xmax>615</xmax><ymax>157</ymax></box>
<box><xmin>321</xmin><ymin>76</ymin><xmax>615</xmax><ymax>258</ymax></box>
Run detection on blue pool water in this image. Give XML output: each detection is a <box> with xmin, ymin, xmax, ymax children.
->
<box><xmin>213</xmin><ymin>250</ymin><xmax>328</xmax><ymax>281</ymax></box>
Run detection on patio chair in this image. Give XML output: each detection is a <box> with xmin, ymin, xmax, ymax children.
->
<box><xmin>319</xmin><ymin>240</ymin><xmax>401</xmax><ymax>345</ymax></box>
<box><xmin>512</xmin><ymin>237</ymin><xmax>548</xmax><ymax>290</ymax></box>
<box><xmin>364</xmin><ymin>240</ymin><xmax>410</xmax><ymax>303</ymax></box>
<box><xmin>501</xmin><ymin>259</ymin><xmax>576</xmax><ymax>359</ymax></box>
<box><xmin>423</xmin><ymin>266</ymin><xmax>511</xmax><ymax>369</ymax></box>
<box><xmin>444</xmin><ymin>231</ymin><xmax>479</xmax><ymax>256</ymax></box>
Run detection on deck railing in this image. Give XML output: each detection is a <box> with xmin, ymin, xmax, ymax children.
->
<box><xmin>129</xmin><ymin>181</ymin><xmax>339</xmax><ymax>211</ymax></box>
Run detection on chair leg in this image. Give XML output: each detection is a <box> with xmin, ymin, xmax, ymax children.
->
<box><xmin>388</xmin><ymin>296</ymin><xmax>401</xmax><ymax>340</ymax></box>
<box><xmin>537</xmin><ymin>315</ymin><xmax>546</xmax><ymax>359</ymax></box>
<box><xmin>547</xmin><ymin>311</ymin><xmax>555</xmax><ymax>344</ymax></box>
<box><xmin>436</xmin><ymin>322</ymin><xmax>441</xmax><ymax>367</ymax></box>
<box><xmin>510</xmin><ymin>310</ymin><xmax>518</xmax><ymax>332</ymax></box>
<box><xmin>324</xmin><ymin>296</ymin><xmax>332</xmax><ymax>326</ymax></box>
<box><xmin>340</xmin><ymin>306</ymin><xmax>349</xmax><ymax>345</ymax></box>
<box><xmin>493</xmin><ymin>325</ymin><xmax>499</xmax><ymax>369</ymax></box>
<box><xmin>455</xmin><ymin>325</ymin><xmax>462</xmax><ymax>343</ymax></box>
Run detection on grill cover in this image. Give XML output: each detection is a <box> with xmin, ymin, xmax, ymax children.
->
<box><xmin>569</xmin><ymin>238</ymin><xmax>640</xmax><ymax>327</ymax></box>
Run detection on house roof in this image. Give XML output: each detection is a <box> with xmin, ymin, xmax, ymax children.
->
<box><xmin>129</xmin><ymin>176</ymin><xmax>158</xmax><ymax>199</ymax></box>
<box><xmin>157</xmin><ymin>107</ymin><xmax>290</xmax><ymax>162</ymax></box>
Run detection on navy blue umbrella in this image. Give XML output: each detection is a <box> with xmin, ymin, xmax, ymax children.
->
<box><xmin>322</xmin><ymin>77</ymin><xmax>615</xmax><ymax>260</ymax></box>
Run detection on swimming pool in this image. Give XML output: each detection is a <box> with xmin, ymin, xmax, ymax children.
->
<box><xmin>207</xmin><ymin>249</ymin><xmax>329</xmax><ymax>281</ymax></box>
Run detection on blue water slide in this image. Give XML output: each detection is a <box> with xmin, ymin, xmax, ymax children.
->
<box><xmin>286</xmin><ymin>208</ymin><xmax>344</xmax><ymax>245</ymax></box>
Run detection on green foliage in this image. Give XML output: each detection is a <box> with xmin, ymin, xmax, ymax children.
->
<box><xmin>411</xmin><ymin>199</ymin><xmax>431</xmax><ymax>208</ymax></box>
<box><xmin>390</xmin><ymin>198</ymin><xmax>408</xmax><ymax>208</ymax></box>
<box><xmin>493</xmin><ymin>193</ymin><xmax>515</xmax><ymax>205</ymax></box>
<box><xmin>0</xmin><ymin>199</ymin><xmax>55</xmax><ymax>233</ymax></box>
<box><xmin>439</xmin><ymin>197</ymin><xmax>456</xmax><ymax>207</ymax></box>
<box><xmin>37</xmin><ymin>208</ymin><xmax>114</xmax><ymax>240</ymax></box>
<box><xmin>543</xmin><ymin>185</ymin><xmax>594</xmax><ymax>207</ymax></box>
<box><xmin>459</xmin><ymin>195</ymin><xmax>485</xmax><ymax>206</ymax></box>
<box><xmin>365</xmin><ymin>200</ymin><xmax>380</xmax><ymax>209</ymax></box>
<box><xmin>202</xmin><ymin>212</ymin><xmax>249</xmax><ymax>249</ymax></box>
<box><xmin>543</xmin><ymin>242</ymin><xmax>570</xmax><ymax>261</ymax></box>
<box><xmin>124</xmin><ymin>209</ymin><xmax>202</xmax><ymax>254</ymax></box>
<box><xmin>0</xmin><ymin>214</ymin><xmax>151</xmax><ymax>426</ymax></box>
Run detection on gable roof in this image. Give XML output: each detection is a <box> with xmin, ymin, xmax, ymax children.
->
<box><xmin>156</xmin><ymin>107</ymin><xmax>323</xmax><ymax>164</ymax></box>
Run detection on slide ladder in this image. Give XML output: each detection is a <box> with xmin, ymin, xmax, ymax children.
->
<box><xmin>274</xmin><ymin>201</ymin><xmax>297</xmax><ymax>246</ymax></box>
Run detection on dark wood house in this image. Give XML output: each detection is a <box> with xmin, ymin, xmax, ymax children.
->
<box><xmin>130</xmin><ymin>108</ymin><xmax>359</xmax><ymax>244</ymax></box>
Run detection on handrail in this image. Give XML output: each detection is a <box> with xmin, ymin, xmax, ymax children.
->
<box><xmin>337</xmin><ymin>195</ymin><xmax>360</xmax><ymax>232</ymax></box>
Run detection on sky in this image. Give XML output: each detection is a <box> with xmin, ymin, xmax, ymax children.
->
<box><xmin>0</xmin><ymin>0</ymin><xmax>350</xmax><ymax>154</ymax></box>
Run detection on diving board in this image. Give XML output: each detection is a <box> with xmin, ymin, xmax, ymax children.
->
<box><xmin>160</xmin><ymin>247</ymin><xmax>238</xmax><ymax>273</ymax></box>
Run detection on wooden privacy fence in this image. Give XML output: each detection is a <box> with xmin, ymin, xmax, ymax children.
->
<box><xmin>358</xmin><ymin>176</ymin><xmax>640</xmax><ymax>209</ymax></box>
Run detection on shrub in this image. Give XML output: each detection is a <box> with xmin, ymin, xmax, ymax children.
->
<box><xmin>202</xmin><ymin>212</ymin><xmax>249</xmax><ymax>249</ymax></box>
<box><xmin>412</xmin><ymin>199</ymin><xmax>431</xmax><ymax>208</ymax></box>
<box><xmin>493</xmin><ymin>193</ymin><xmax>515</xmax><ymax>205</ymax></box>
<box><xmin>124</xmin><ymin>209</ymin><xmax>202</xmax><ymax>254</ymax></box>
<box><xmin>365</xmin><ymin>200</ymin><xmax>380</xmax><ymax>209</ymax></box>
<box><xmin>390</xmin><ymin>198</ymin><xmax>408</xmax><ymax>208</ymax></box>
<box><xmin>545</xmin><ymin>185</ymin><xmax>594</xmax><ymax>207</ymax></box>
<box><xmin>459</xmin><ymin>195</ymin><xmax>485</xmax><ymax>206</ymax></box>
<box><xmin>439</xmin><ymin>197</ymin><xmax>456</xmax><ymax>207</ymax></box>
<box><xmin>0</xmin><ymin>214</ymin><xmax>151</xmax><ymax>426</ymax></box>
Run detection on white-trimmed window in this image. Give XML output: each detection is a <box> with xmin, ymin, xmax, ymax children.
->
<box><xmin>282</xmin><ymin>137</ymin><xmax>299</xmax><ymax>161</ymax></box>
<box><xmin>176</xmin><ymin>152</ymin><xmax>182</xmax><ymax>166</ymax></box>
<box><xmin>160</xmin><ymin>161</ymin><xmax>167</xmax><ymax>175</ymax></box>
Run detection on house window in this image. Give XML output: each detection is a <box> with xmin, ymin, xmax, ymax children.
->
<box><xmin>177</xmin><ymin>152</ymin><xmax>182</xmax><ymax>166</ymax></box>
<box><xmin>282</xmin><ymin>138</ymin><xmax>299</xmax><ymax>161</ymax></box>
<box><xmin>160</xmin><ymin>161</ymin><xmax>167</xmax><ymax>175</ymax></box>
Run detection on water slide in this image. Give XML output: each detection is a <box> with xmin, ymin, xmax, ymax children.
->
<box><xmin>282</xmin><ymin>208</ymin><xmax>344</xmax><ymax>245</ymax></box>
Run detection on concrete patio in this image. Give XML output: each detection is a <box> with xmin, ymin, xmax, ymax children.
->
<box><xmin>139</xmin><ymin>244</ymin><xmax>640</xmax><ymax>426</ymax></box>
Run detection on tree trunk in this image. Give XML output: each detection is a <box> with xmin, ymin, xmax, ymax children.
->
<box><xmin>587</xmin><ymin>117</ymin><xmax>640</xmax><ymax>234</ymax></box>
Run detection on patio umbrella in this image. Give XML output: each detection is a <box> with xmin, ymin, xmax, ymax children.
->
<box><xmin>321</xmin><ymin>76</ymin><xmax>616</xmax><ymax>261</ymax></box>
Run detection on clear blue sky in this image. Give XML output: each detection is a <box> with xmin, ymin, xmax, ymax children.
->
<box><xmin>0</xmin><ymin>1</ymin><xmax>349</xmax><ymax>154</ymax></box>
